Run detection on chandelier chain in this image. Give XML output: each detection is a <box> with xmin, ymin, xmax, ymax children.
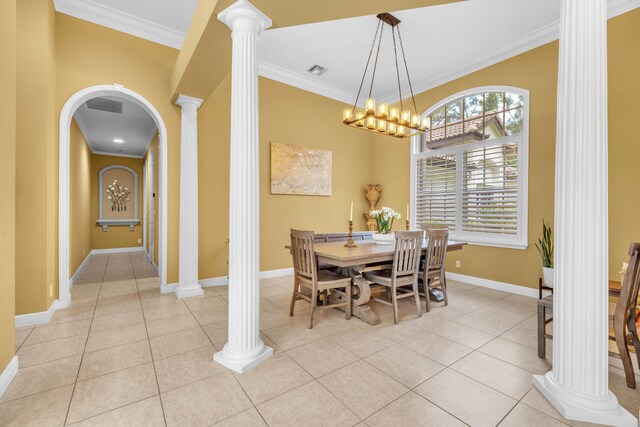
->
<box><xmin>397</xmin><ymin>27</ymin><xmax>419</xmax><ymax>115</ymax></box>
<box><xmin>352</xmin><ymin>19</ymin><xmax>382</xmax><ymax>113</ymax></box>
<box><xmin>391</xmin><ymin>26</ymin><xmax>403</xmax><ymax>111</ymax></box>
<box><xmin>367</xmin><ymin>23</ymin><xmax>385</xmax><ymax>100</ymax></box>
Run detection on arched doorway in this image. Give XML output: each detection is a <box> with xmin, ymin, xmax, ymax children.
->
<box><xmin>58</xmin><ymin>84</ymin><xmax>168</xmax><ymax>307</ymax></box>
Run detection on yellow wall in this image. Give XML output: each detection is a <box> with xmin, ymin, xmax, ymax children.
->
<box><xmin>91</xmin><ymin>155</ymin><xmax>144</xmax><ymax>250</ymax></box>
<box><xmin>198</xmin><ymin>76</ymin><xmax>372</xmax><ymax>278</ymax></box>
<box><xmin>55</xmin><ymin>14</ymin><xmax>181</xmax><ymax>283</ymax></box>
<box><xmin>16</xmin><ymin>0</ymin><xmax>57</xmax><ymax>315</ymax></box>
<box><xmin>0</xmin><ymin>0</ymin><xmax>16</xmax><ymax>373</ymax></box>
<box><xmin>69</xmin><ymin>119</ymin><xmax>92</xmax><ymax>277</ymax></box>
<box><xmin>607</xmin><ymin>9</ymin><xmax>640</xmax><ymax>281</ymax></box>
<box><xmin>370</xmin><ymin>9</ymin><xmax>640</xmax><ymax>288</ymax></box>
<box><xmin>144</xmin><ymin>134</ymin><xmax>159</xmax><ymax>265</ymax></box>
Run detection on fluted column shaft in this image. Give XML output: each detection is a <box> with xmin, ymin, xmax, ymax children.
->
<box><xmin>214</xmin><ymin>0</ymin><xmax>273</xmax><ymax>374</ymax></box>
<box><xmin>175</xmin><ymin>95</ymin><xmax>204</xmax><ymax>299</ymax></box>
<box><xmin>533</xmin><ymin>1</ymin><xmax>636</xmax><ymax>425</ymax></box>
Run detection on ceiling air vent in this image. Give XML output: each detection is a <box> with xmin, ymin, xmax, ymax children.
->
<box><xmin>307</xmin><ymin>65</ymin><xmax>328</xmax><ymax>76</ymax></box>
<box><xmin>115</xmin><ymin>148</ymin><xmax>127</xmax><ymax>153</ymax></box>
<box><xmin>86</xmin><ymin>97</ymin><xmax>123</xmax><ymax>114</ymax></box>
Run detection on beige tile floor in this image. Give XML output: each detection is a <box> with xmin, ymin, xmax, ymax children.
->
<box><xmin>2</xmin><ymin>252</ymin><xmax>638</xmax><ymax>426</ymax></box>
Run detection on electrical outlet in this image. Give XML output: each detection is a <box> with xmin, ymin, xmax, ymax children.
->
<box><xmin>49</xmin><ymin>284</ymin><xmax>53</xmax><ymax>297</ymax></box>
<box><xmin>138</xmin><ymin>238</ymin><xmax>142</xmax><ymax>244</ymax></box>
<box><xmin>455</xmin><ymin>260</ymin><xmax>461</xmax><ymax>268</ymax></box>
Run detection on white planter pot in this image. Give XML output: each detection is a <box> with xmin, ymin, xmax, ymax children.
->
<box><xmin>372</xmin><ymin>232</ymin><xmax>395</xmax><ymax>245</ymax></box>
<box><xmin>542</xmin><ymin>267</ymin><xmax>554</xmax><ymax>288</ymax></box>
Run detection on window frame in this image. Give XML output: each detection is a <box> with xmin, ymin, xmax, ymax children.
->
<box><xmin>410</xmin><ymin>86</ymin><xmax>529</xmax><ymax>250</ymax></box>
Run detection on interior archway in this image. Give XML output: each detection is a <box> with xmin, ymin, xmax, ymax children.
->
<box><xmin>58</xmin><ymin>84</ymin><xmax>168</xmax><ymax>307</ymax></box>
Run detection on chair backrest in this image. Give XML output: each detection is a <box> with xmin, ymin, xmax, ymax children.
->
<box><xmin>615</xmin><ymin>242</ymin><xmax>640</xmax><ymax>330</ymax></box>
<box><xmin>392</xmin><ymin>231</ymin><xmax>424</xmax><ymax>277</ymax></box>
<box><xmin>290</xmin><ymin>229</ymin><xmax>317</xmax><ymax>281</ymax></box>
<box><xmin>425</xmin><ymin>228</ymin><xmax>449</xmax><ymax>272</ymax></box>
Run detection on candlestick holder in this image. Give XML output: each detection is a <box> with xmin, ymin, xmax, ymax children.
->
<box><xmin>406</xmin><ymin>220</ymin><xmax>410</xmax><ymax>231</ymax></box>
<box><xmin>344</xmin><ymin>220</ymin><xmax>357</xmax><ymax>247</ymax></box>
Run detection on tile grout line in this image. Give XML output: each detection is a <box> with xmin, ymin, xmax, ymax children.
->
<box><xmin>62</xmin><ymin>252</ymin><xmax>109</xmax><ymax>426</ymax></box>
<box><xmin>132</xmin><ymin>251</ymin><xmax>169</xmax><ymax>427</ymax></box>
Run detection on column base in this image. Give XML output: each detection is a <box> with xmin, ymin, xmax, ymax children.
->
<box><xmin>175</xmin><ymin>284</ymin><xmax>204</xmax><ymax>299</ymax></box>
<box><xmin>213</xmin><ymin>341</ymin><xmax>273</xmax><ymax>374</ymax></box>
<box><xmin>533</xmin><ymin>373</ymin><xmax>637</xmax><ymax>427</ymax></box>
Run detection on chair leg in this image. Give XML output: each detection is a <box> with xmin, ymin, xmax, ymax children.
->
<box><xmin>425</xmin><ymin>278</ymin><xmax>431</xmax><ymax>312</ymax></box>
<box><xmin>289</xmin><ymin>279</ymin><xmax>298</xmax><ymax>317</ymax></box>
<box><xmin>615</xmin><ymin>329</ymin><xmax>636</xmax><ymax>389</ymax></box>
<box><xmin>441</xmin><ymin>270</ymin><xmax>449</xmax><ymax>306</ymax></box>
<box><xmin>392</xmin><ymin>287</ymin><xmax>399</xmax><ymax>325</ymax></box>
<box><xmin>628</xmin><ymin>321</ymin><xmax>640</xmax><ymax>366</ymax></box>
<box><xmin>413</xmin><ymin>279</ymin><xmax>422</xmax><ymax>318</ymax></box>
<box><xmin>345</xmin><ymin>282</ymin><xmax>352</xmax><ymax>320</ymax></box>
<box><xmin>309</xmin><ymin>286</ymin><xmax>318</xmax><ymax>329</ymax></box>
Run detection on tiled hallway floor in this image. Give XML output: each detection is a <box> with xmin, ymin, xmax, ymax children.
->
<box><xmin>2</xmin><ymin>252</ymin><xmax>638</xmax><ymax>426</ymax></box>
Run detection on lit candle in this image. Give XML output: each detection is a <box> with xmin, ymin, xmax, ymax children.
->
<box><xmin>378</xmin><ymin>103</ymin><xmax>388</xmax><ymax>118</ymax></box>
<box><xmin>401</xmin><ymin>110</ymin><xmax>411</xmax><ymax>125</ymax></box>
<box><xmin>355</xmin><ymin>112</ymin><xmax>365</xmax><ymax>127</ymax></box>
<box><xmin>377</xmin><ymin>119</ymin><xmax>387</xmax><ymax>132</ymax></box>
<box><xmin>388</xmin><ymin>122</ymin><xmax>397</xmax><ymax>135</ymax></box>
<box><xmin>397</xmin><ymin>125</ymin><xmax>405</xmax><ymax>137</ymax></box>
<box><xmin>390</xmin><ymin>107</ymin><xmax>399</xmax><ymax>122</ymax></box>
<box><xmin>406</xmin><ymin>204</ymin><xmax>409</xmax><ymax>221</ymax></box>
<box><xmin>411</xmin><ymin>114</ymin><xmax>420</xmax><ymax>128</ymax></box>
<box><xmin>366</xmin><ymin>98</ymin><xmax>376</xmax><ymax>114</ymax></box>
<box><xmin>343</xmin><ymin>108</ymin><xmax>353</xmax><ymax>123</ymax></box>
<box><xmin>420</xmin><ymin>117</ymin><xmax>429</xmax><ymax>130</ymax></box>
<box><xmin>349</xmin><ymin>201</ymin><xmax>353</xmax><ymax>221</ymax></box>
<box><xmin>366</xmin><ymin>116</ymin><xmax>376</xmax><ymax>130</ymax></box>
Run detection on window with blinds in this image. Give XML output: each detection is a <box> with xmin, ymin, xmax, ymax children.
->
<box><xmin>412</xmin><ymin>88</ymin><xmax>528</xmax><ymax>249</ymax></box>
<box><xmin>415</xmin><ymin>155</ymin><xmax>456</xmax><ymax>229</ymax></box>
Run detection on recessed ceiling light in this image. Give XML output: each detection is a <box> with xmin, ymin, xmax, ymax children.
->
<box><xmin>307</xmin><ymin>65</ymin><xmax>328</xmax><ymax>76</ymax></box>
<box><xmin>113</xmin><ymin>138</ymin><xmax>124</xmax><ymax>143</ymax></box>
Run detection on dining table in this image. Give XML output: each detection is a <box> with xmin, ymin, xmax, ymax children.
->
<box><xmin>286</xmin><ymin>239</ymin><xmax>466</xmax><ymax>326</ymax></box>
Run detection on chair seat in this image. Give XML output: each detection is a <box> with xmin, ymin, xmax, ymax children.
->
<box><xmin>298</xmin><ymin>269</ymin><xmax>351</xmax><ymax>289</ymax></box>
<box><xmin>363</xmin><ymin>269</ymin><xmax>414</xmax><ymax>287</ymax></box>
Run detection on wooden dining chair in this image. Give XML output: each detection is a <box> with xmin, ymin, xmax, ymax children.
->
<box><xmin>363</xmin><ymin>231</ymin><xmax>423</xmax><ymax>324</ymax></box>
<box><xmin>289</xmin><ymin>229</ymin><xmax>352</xmax><ymax>329</ymax></box>
<box><xmin>609</xmin><ymin>242</ymin><xmax>640</xmax><ymax>388</ymax></box>
<box><xmin>419</xmin><ymin>227</ymin><xmax>449</xmax><ymax>312</ymax></box>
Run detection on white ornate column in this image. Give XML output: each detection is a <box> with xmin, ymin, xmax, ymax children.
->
<box><xmin>214</xmin><ymin>0</ymin><xmax>272</xmax><ymax>373</ymax></box>
<box><xmin>532</xmin><ymin>1</ymin><xmax>636</xmax><ymax>426</ymax></box>
<box><xmin>175</xmin><ymin>95</ymin><xmax>204</xmax><ymax>299</ymax></box>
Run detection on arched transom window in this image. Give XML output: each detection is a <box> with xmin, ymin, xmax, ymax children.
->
<box><xmin>411</xmin><ymin>86</ymin><xmax>529</xmax><ymax>249</ymax></box>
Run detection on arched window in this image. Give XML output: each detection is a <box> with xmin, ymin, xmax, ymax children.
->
<box><xmin>411</xmin><ymin>86</ymin><xmax>529</xmax><ymax>249</ymax></box>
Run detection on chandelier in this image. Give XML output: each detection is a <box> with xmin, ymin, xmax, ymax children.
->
<box><xmin>342</xmin><ymin>13</ymin><xmax>427</xmax><ymax>139</ymax></box>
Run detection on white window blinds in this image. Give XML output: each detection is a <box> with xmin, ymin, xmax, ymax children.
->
<box><xmin>415</xmin><ymin>155</ymin><xmax>456</xmax><ymax>229</ymax></box>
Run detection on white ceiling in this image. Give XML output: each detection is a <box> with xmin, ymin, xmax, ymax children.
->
<box><xmin>53</xmin><ymin>0</ymin><xmax>198</xmax><ymax>49</ymax></box>
<box><xmin>258</xmin><ymin>0</ymin><xmax>638</xmax><ymax>105</ymax></box>
<box><xmin>74</xmin><ymin>96</ymin><xmax>157</xmax><ymax>158</ymax></box>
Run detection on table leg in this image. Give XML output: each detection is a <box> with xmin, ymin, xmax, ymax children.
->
<box><xmin>327</xmin><ymin>265</ymin><xmax>381</xmax><ymax>326</ymax></box>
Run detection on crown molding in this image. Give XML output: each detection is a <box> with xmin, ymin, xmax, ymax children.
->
<box><xmin>53</xmin><ymin>0</ymin><xmax>185</xmax><ymax>49</ymax></box>
<box><xmin>258</xmin><ymin>61</ymin><xmax>356</xmax><ymax>105</ymax></box>
<box><xmin>93</xmin><ymin>150</ymin><xmax>145</xmax><ymax>159</ymax></box>
<box><xmin>263</xmin><ymin>0</ymin><xmax>640</xmax><ymax>106</ymax></box>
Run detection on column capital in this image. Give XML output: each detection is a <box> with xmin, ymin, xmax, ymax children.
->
<box><xmin>218</xmin><ymin>0</ymin><xmax>272</xmax><ymax>36</ymax></box>
<box><xmin>175</xmin><ymin>94</ymin><xmax>203</xmax><ymax>111</ymax></box>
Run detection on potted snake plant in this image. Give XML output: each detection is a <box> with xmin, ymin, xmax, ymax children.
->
<box><xmin>535</xmin><ymin>221</ymin><xmax>554</xmax><ymax>287</ymax></box>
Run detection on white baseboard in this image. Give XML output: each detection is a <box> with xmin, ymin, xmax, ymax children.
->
<box><xmin>0</xmin><ymin>356</ymin><xmax>18</xmax><ymax>399</ymax></box>
<box><xmin>259</xmin><ymin>267</ymin><xmax>294</xmax><ymax>280</ymax></box>
<box><xmin>91</xmin><ymin>246</ymin><xmax>144</xmax><ymax>255</ymax></box>
<box><xmin>69</xmin><ymin>251</ymin><xmax>92</xmax><ymax>289</ymax></box>
<box><xmin>445</xmin><ymin>272</ymin><xmax>548</xmax><ymax>299</ymax></box>
<box><xmin>15</xmin><ymin>300</ymin><xmax>59</xmax><ymax>328</ymax></box>
<box><xmin>160</xmin><ymin>283</ymin><xmax>178</xmax><ymax>294</ymax></box>
<box><xmin>160</xmin><ymin>267</ymin><xmax>295</xmax><ymax>293</ymax></box>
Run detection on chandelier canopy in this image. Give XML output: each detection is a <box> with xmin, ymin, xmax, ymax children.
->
<box><xmin>342</xmin><ymin>12</ymin><xmax>427</xmax><ymax>139</ymax></box>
